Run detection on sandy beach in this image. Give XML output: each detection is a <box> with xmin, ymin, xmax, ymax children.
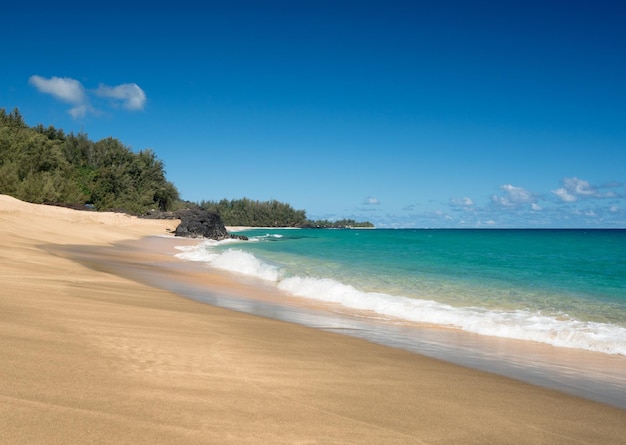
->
<box><xmin>1</xmin><ymin>195</ymin><xmax>625</xmax><ymax>444</ymax></box>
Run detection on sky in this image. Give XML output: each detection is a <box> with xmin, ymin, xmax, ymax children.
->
<box><xmin>2</xmin><ymin>0</ymin><xmax>625</xmax><ymax>228</ymax></box>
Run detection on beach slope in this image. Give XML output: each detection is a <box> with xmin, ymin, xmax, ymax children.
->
<box><xmin>1</xmin><ymin>195</ymin><xmax>624</xmax><ymax>444</ymax></box>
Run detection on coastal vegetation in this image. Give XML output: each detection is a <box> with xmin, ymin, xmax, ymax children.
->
<box><xmin>303</xmin><ymin>218</ymin><xmax>374</xmax><ymax>228</ymax></box>
<box><xmin>0</xmin><ymin>107</ymin><xmax>373</xmax><ymax>227</ymax></box>
<box><xmin>199</xmin><ymin>198</ymin><xmax>307</xmax><ymax>227</ymax></box>
<box><xmin>0</xmin><ymin>108</ymin><xmax>179</xmax><ymax>214</ymax></box>
<box><xmin>198</xmin><ymin>198</ymin><xmax>374</xmax><ymax>228</ymax></box>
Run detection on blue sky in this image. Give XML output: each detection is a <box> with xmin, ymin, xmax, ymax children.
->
<box><xmin>2</xmin><ymin>1</ymin><xmax>625</xmax><ymax>227</ymax></box>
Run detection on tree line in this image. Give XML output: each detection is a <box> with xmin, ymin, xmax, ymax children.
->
<box><xmin>0</xmin><ymin>107</ymin><xmax>179</xmax><ymax>214</ymax></box>
<box><xmin>0</xmin><ymin>107</ymin><xmax>374</xmax><ymax>227</ymax></box>
<box><xmin>199</xmin><ymin>199</ymin><xmax>374</xmax><ymax>228</ymax></box>
<box><xmin>303</xmin><ymin>218</ymin><xmax>374</xmax><ymax>228</ymax></box>
<box><xmin>199</xmin><ymin>198</ymin><xmax>307</xmax><ymax>227</ymax></box>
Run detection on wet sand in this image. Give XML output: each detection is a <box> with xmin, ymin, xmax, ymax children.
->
<box><xmin>56</xmin><ymin>235</ymin><xmax>626</xmax><ymax>410</ymax></box>
<box><xmin>1</xmin><ymin>195</ymin><xmax>625</xmax><ymax>444</ymax></box>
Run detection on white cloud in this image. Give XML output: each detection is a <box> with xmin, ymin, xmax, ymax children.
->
<box><xmin>363</xmin><ymin>196</ymin><xmax>380</xmax><ymax>205</ymax></box>
<box><xmin>68</xmin><ymin>105</ymin><xmax>90</xmax><ymax>119</ymax></box>
<box><xmin>551</xmin><ymin>187</ymin><xmax>577</xmax><ymax>202</ymax></box>
<box><xmin>551</xmin><ymin>177</ymin><xmax>614</xmax><ymax>202</ymax></box>
<box><xmin>501</xmin><ymin>184</ymin><xmax>534</xmax><ymax>203</ymax></box>
<box><xmin>29</xmin><ymin>74</ymin><xmax>147</xmax><ymax>118</ymax></box>
<box><xmin>491</xmin><ymin>195</ymin><xmax>511</xmax><ymax>207</ymax></box>
<box><xmin>491</xmin><ymin>184</ymin><xmax>536</xmax><ymax>207</ymax></box>
<box><xmin>373</xmin><ymin>178</ymin><xmax>624</xmax><ymax>228</ymax></box>
<box><xmin>564</xmin><ymin>177</ymin><xmax>595</xmax><ymax>196</ymax></box>
<box><xmin>450</xmin><ymin>197</ymin><xmax>474</xmax><ymax>207</ymax></box>
<box><xmin>28</xmin><ymin>75</ymin><xmax>86</xmax><ymax>104</ymax></box>
<box><xmin>95</xmin><ymin>83</ymin><xmax>146</xmax><ymax>110</ymax></box>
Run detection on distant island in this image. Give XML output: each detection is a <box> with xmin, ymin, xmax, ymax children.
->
<box><xmin>0</xmin><ymin>107</ymin><xmax>373</xmax><ymax>228</ymax></box>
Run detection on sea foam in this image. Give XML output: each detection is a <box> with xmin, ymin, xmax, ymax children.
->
<box><xmin>176</xmin><ymin>240</ymin><xmax>281</xmax><ymax>281</ymax></box>
<box><xmin>175</xmin><ymin>241</ymin><xmax>626</xmax><ymax>356</ymax></box>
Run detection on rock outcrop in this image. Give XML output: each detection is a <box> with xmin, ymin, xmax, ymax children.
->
<box><xmin>174</xmin><ymin>208</ymin><xmax>229</xmax><ymax>240</ymax></box>
<box><xmin>174</xmin><ymin>208</ymin><xmax>248</xmax><ymax>241</ymax></box>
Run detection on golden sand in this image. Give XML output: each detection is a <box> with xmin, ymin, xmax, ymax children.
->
<box><xmin>1</xmin><ymin>195</ymin><xmax>625</xmax><ymax>444</ymax></box>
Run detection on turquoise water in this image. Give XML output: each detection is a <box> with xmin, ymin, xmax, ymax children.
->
<box><xmin>176</xmin><ymin>228</ymin><xmax>626</xmax><ymax>355</ymax></box>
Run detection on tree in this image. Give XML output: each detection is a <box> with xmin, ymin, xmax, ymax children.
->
<box><xmin>154</xmin><ymin>181</ymin><xmax>180</xmax><ymax>212</ymax></box>
<box><xmin>199</xmin><ymin>198</ymin><xmax>307</xmax><ymax>227</ymax></box>
<box><xmin>0</xmin><ymin>108</ymin><xmax>181</xmax><ymax>213</ymax></box>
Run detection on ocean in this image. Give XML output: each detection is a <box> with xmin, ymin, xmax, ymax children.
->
<box><xmin>51</xmin><ymin>229</ymin><xmax>626</xmax><ymax>409</ymax></box>
<box><xmin>171</xmin><ymin>228</ymin><xmax>626</xmax><ymax>407</ymax></box>
<box><xmin>176</xmin><ymin>228</ymin><xmax>626</xmax><ymax>356</ymax></box>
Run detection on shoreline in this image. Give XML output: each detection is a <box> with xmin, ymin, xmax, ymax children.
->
<box><xmin>62</xmin><ymin>235</ymin><xmax>626</xmax><ymax>410</ymax></box>
<box><xmin>2</xmin><ymin>195</ymin><xmax>625</xmax><ymax>444</ymax></box>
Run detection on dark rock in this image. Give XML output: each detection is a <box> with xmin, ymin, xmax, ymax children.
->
<box><xmin>174</xmin><ymin>208</ymin><xmax>230</xmax><ymax>240</ymax></box>
<box><xmin>230</xmin><ymin>234</ymin><xmax>249</xmax><ymax>241</ymax></box>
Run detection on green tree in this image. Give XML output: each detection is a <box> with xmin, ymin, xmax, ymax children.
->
<box><xmin>199</xmin><ymin>198</ymin><xmax>307</xmax><ymax>227</ymax></box>
<box><xmin>0</xmin><ymin>107</ymin><xmax>180</xmax><ymax>213</ymax></box>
